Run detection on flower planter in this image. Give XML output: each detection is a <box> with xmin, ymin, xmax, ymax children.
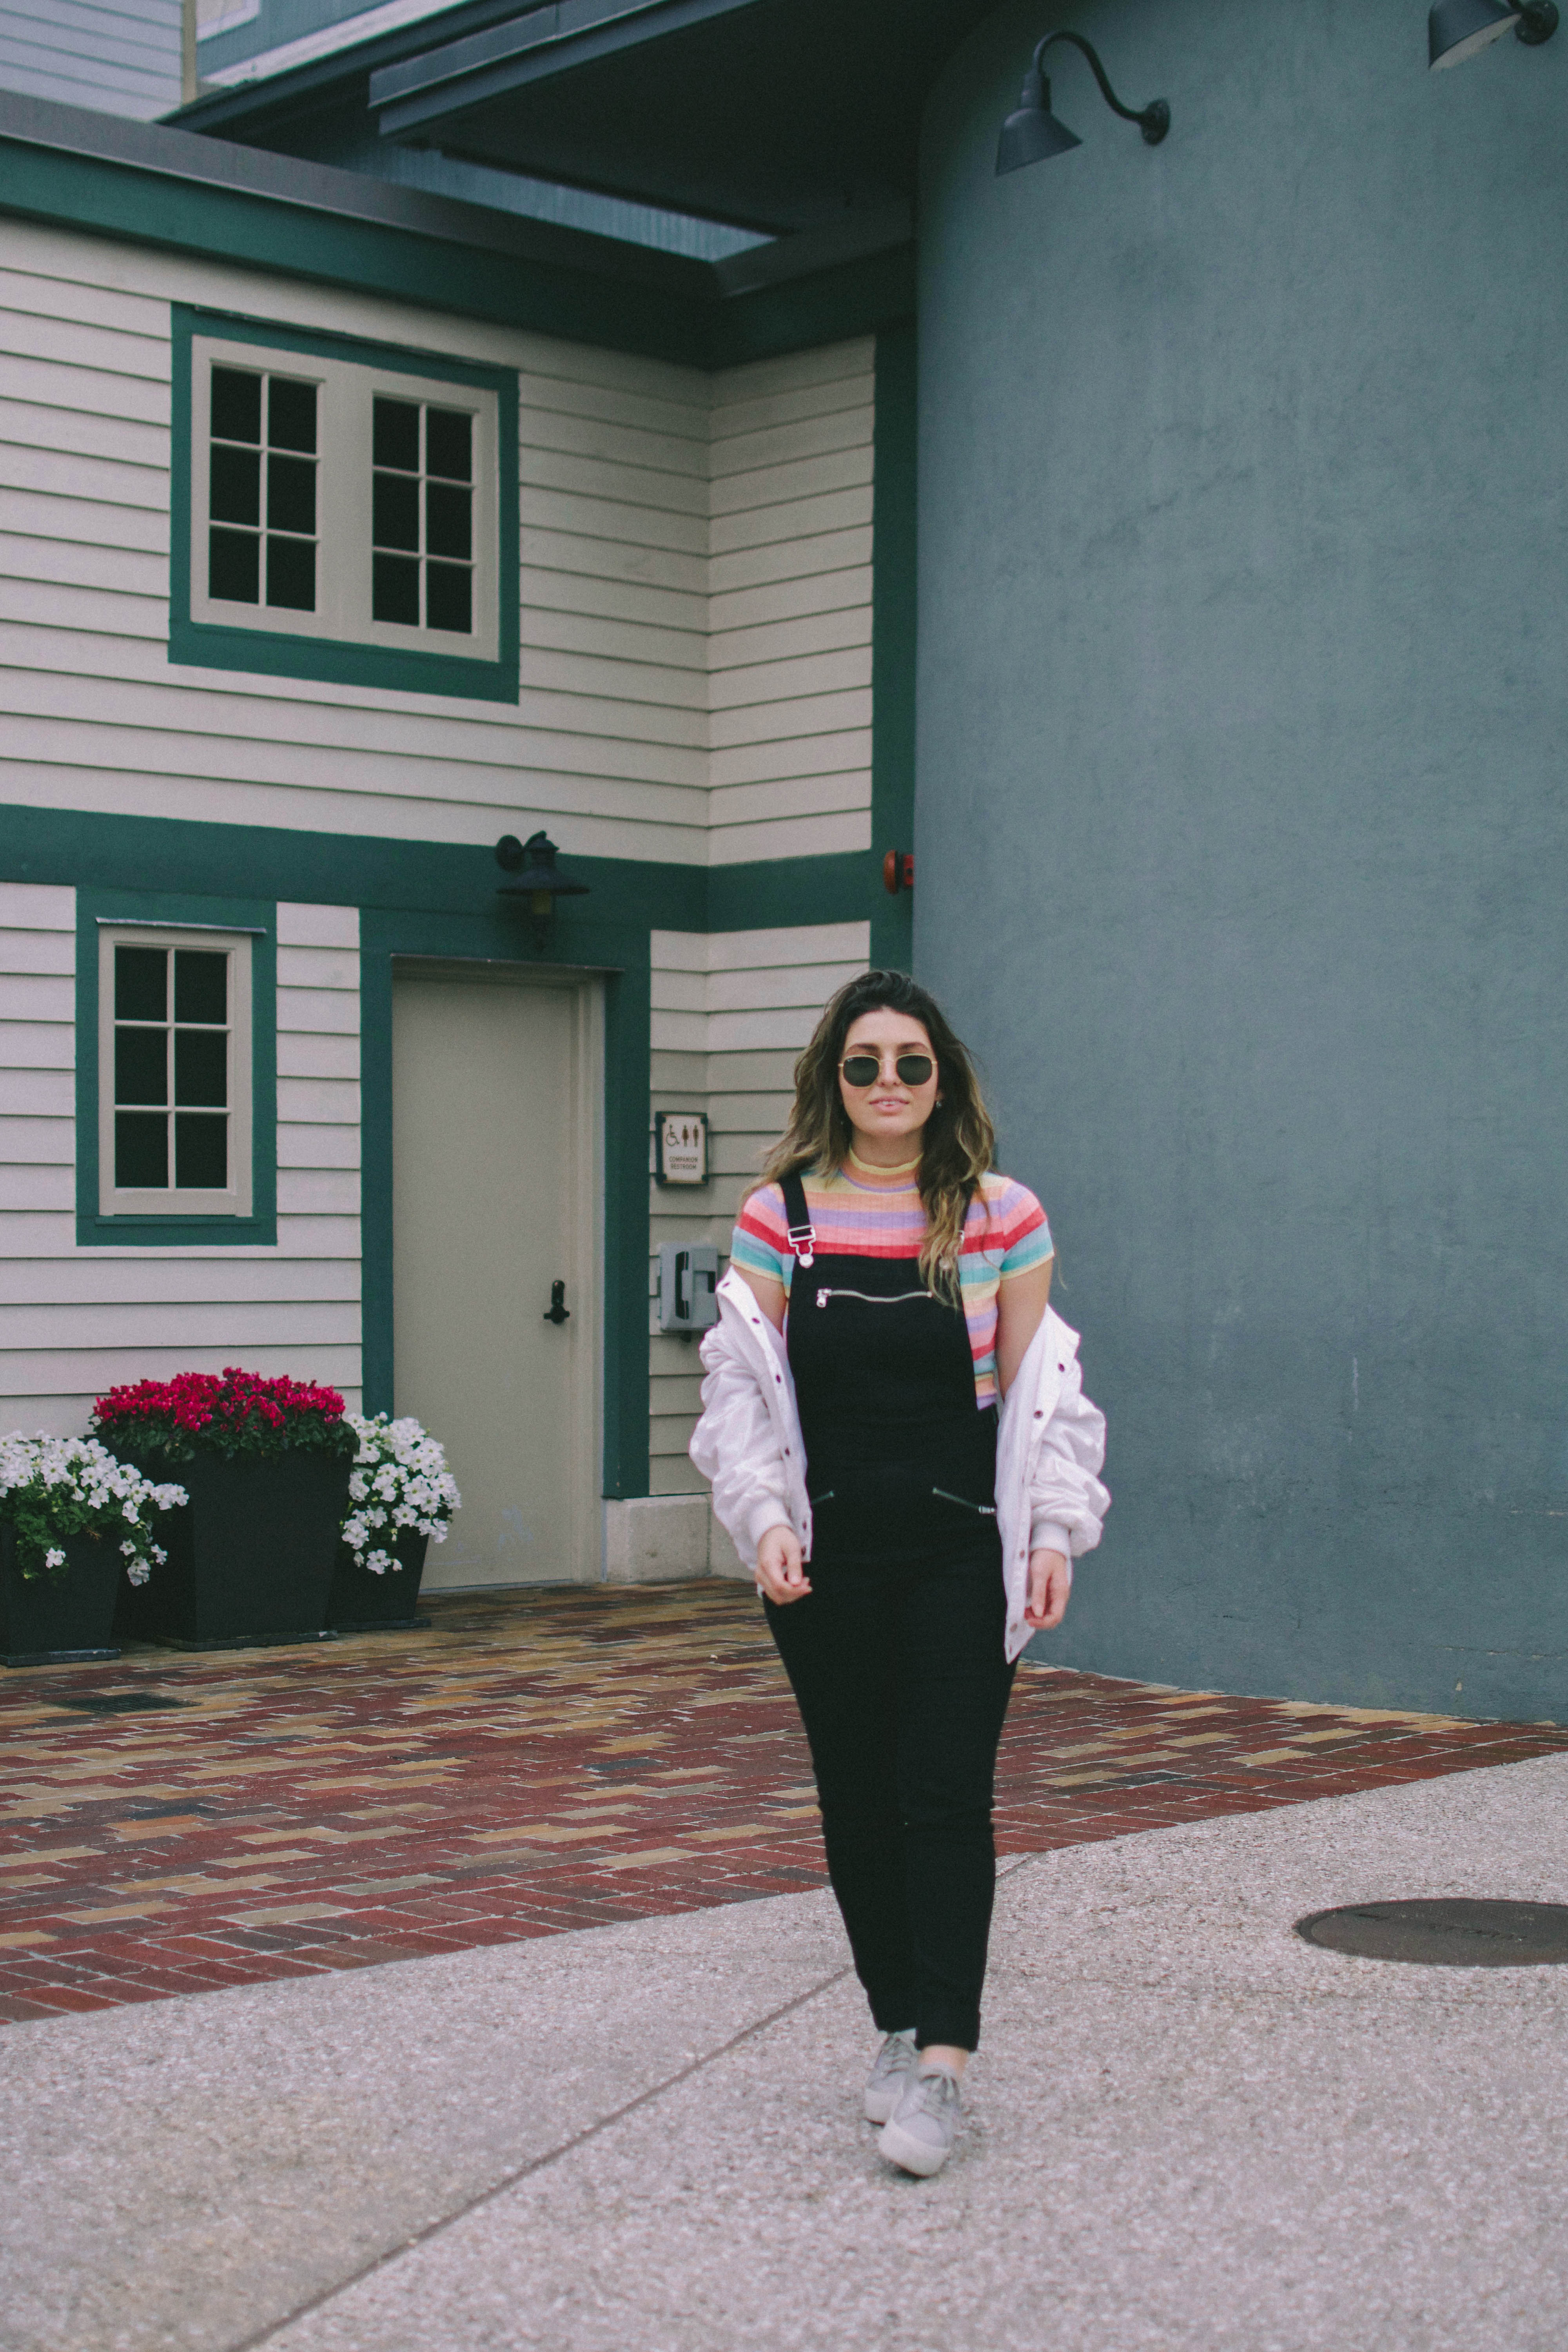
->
<box><xmin>325</xmin><ymin>1528</ymin><xmax>431</xmax><ymax>1632</ymax></box>
<box><xmin>114</xmin><ymin>1451</ymin><xmax>352</xmax><ymax>1648</ymax></box>
<box><xmin>0</xmin><ymin>1523</ymin><xmax>122</xmax><ymax>1665</ymax></box>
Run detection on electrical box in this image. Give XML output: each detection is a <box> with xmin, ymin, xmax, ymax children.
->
<box><xmin>657</xmin><ymin>1242</ymin><xmax>719</xmax><ymax>1336</ymax></box>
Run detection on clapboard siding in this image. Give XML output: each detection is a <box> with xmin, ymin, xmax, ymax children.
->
<box><xmin>0</xmin><ymin>226</ymin><xmax>877</xmax><ymax>874</ymax></box>
<box><xmin>0</xmin><ymin>0</ymin><xmax>180</xmax><ymax>119</ymax></box>
<box><xmin>0</xmin><ymin>225</ymin><xmax>884</xmax><ymax>1477</ymax></box>
<box><xmin>0</xmin><ymin>887</ymin><xmax>362</xmax><ymax>1436</ymax></box>
<box><xmin>706</xmin><ymin>340</ymin><xmax>875</xmax><ymax>867</ymax></box>
<box><xmin>647</xmin><ymin>920</ymin><xmax>869</xmax><ymax>1493</ymax></box>
<box><xmin>0</xmin><ymin>222</ymin><xmax>714</xmax><ymax>862</ymax></box>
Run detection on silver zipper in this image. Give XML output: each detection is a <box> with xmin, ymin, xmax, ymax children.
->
<box><xmin>814</xmin><ymin>1286</ymin><xmax>932</xmax><ymax>1308</ymax></box>
<box><xmin>931</xmin><ymin>1487</ymin><xmax>997</xmax><ymax>1516</ymax></box>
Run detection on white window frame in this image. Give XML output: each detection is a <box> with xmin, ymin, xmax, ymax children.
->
<box><xmin>98</xmin><ymin>924</ymin><xmax>254</xmax><ymax>1220</ymax></box>
<box><xmin>188</xmin><ymin>333</ymin><xmax>501</xmax><ymax>665</ymax></box>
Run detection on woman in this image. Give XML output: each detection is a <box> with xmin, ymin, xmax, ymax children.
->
<box><xmin>690</xmin><ymin>971</ymin><xmax>1109</xmax><ymax>2179</ymax></box>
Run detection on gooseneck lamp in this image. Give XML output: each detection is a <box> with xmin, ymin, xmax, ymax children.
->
<box><xmin>495</xmin><ymin>830</ymin><xmax>590</xmax><ymax>919</ymax></box>
<box><xmin>1428</xmin><ymin>0</ymin><xmax>1558</xmax><ymax>67</ymax></box>
<box><xmin>996</xmin><ymin>30</ymin><xmax>1170</xmax><ymax>174</ymax></box>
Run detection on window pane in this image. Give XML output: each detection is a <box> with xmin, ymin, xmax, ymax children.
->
<box><xmin>425</xmin><ymin>562</ymin><xmax>472</xmax><ymax>635</ymax></box>
<box><xmin>115</xmin><ymin>1025</ymin><xmax>167</xmax><ymax>1106</ymax></box>
<box><xmin>426</xmin><ymin>481</ymin><xmax>471</xmax><ymax>561</ymax></box>
<box><xmin>373</xmin><ymin>396</ymin><xmax>419</xmax><ymax>472</ymax></box>
<box><xmin>175</xmin><ymin>1112</ymin><xmax>227</xmax><ymax>1189</ymax></box>
<box><xmin>211</xmin><ymin>366</ymin><xmax>261</xmax><ymax>445</ymax></box>
<box><xmin>209</xmin><ymin>526</ymin><xmax>260</xmax><ymax>604</ymax></box>
<box><xmin>266</xmin><ymin>534</ymin><xmax>316</xmax><ymax>611</ymax></box>
<box><xmin>372</xmin><ymin>472</ymin><xmax>419</xmax><ymax>552</ymax></box>
<box><xmin>174</xmin><ymin>1028</ymin><xmax>227</xmax><ymax>1109</ymax></box>
<box><xmin>114</xmin><ymin>945</ymin><xmax>166</xmax><ymax>1022</ymax></box>
<box><xmin>425</xmin><ymin>407</ymin><xmax>472</xmax><ymax>483</ymax></box>
<box><xmin>269</xmin><ymin>376</ymin><xmax>317</xmax><ymax>454</ymax></box>
<box><xmin>116</xmin><ymin>1110</ymin><xmax>168</xmax><ymax>1189</ymax></box>
<box><xmin>267</xmin><ymin>453</ymin><xmax>316</xmax><ymax>535</ymax></box>
<box><xmin>210</xmin><ymin>443</ymin><xmax>260</xmax><ymax>527</ymax></box>
<box><xmin>174</xmin><ymin>949</ymin><xmax>228</xmax><ymax>1024</ymax></box>
<box><xmin>372</xmin><ymin>552</ymin><xmax>420</xmax><ymax>626</ymax></box>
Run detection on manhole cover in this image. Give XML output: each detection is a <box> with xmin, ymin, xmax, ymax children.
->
<box><xmin>1296</xmin><ymin>1899</ymin><xmax>1568</xmax><ymax>1966</ymax></box>
<box><xmin>48</xmin><ymin>1693</ymin><xmax>191</xmax><ymax>1715</ymax></box>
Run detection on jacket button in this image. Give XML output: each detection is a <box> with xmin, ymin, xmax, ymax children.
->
<box><xmin>1034</xmin><ymin>1410</ymin><xmax>1044</xmax><ymax>1419</ymax></box>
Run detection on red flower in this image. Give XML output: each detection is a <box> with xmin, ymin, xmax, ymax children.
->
<box><xmin>93</xmin><ymin>1368</ymin><xmax>345</xmax><ymax>1439</ymax></box>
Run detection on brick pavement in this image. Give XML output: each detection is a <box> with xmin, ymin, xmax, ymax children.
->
<box><xmin>2</xmin><ymin>1581</ymin><xmax>1565</xmax><ymax>2026</ymax></box>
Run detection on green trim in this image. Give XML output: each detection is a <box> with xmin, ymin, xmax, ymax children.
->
<box><xmin>713</xmin><ymin>247</ymin><xmax>917</xmax><ymax>370</ymax></box>
<box><xmin>75</xmin><ymin>887</ymin><xmax>278</xmax><ymax>1248</ymax></box>
<box><xmin>0</xmin><ymin>134</ymin><xmax>912</xmax><ymax>372</ymax></box>
<box><xmin>10</xmin><ymin>805</ymin><xmax>887</xmax><ymax>1493</ymax></box>
<box><xmin>169</xmin><ymin>304</ymin><xmax>520</xmax><ymax>703</ymax></box>
<box><xmin>355</xmin><ymin>900</ymin><xmax>652</xmax><ymax>1498</ymax></box>
<box><xmin>601</xmin><ymin>962</ymin><xmax>652</xmax><ymax>1499</ymax></box>
<box><xmin>0</xmin><ymin>140</ymin><xmax>706</xmax><ymax>364</ymax></box>
<box><xmin>869</xmin><ymin>317</ymin><xmax>917</xmax><ymax>974</ymax></box>
<box><xmin>4</xmin><ymin>803</ymin><xmax>855</xmax><ymax>934</ymax></box>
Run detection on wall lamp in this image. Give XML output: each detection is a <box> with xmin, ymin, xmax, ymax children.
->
<box><xmin>997</xmin><ymin>30</ymin><xmax>1170</xmax><ymax>173</ymax></box>
<box><xmin>495</xmin><ymin>829</ymin><xmax>590</xmax><ymax>919</ymax></box>
<box><xmin>1429</xmin><ymin>0</ymin><xmax>1557</xmax><ymax>66</ymax></box>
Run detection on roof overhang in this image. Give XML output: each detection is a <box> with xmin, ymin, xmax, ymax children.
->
<box><xmin>369</xmin><ymin>0</ymin><xmax>998</xmax><ymax>233</ymax></box>
<box><xmin>0</xmin><ymin>91</ymin><xmax>914</xmax><ymax>370</ymax></box>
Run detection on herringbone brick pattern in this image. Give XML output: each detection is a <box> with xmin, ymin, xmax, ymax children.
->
<box><xmin>2</xmin><ymin>1582</ymin><xmax>1564</xmax><ymax>2025</ymax></box>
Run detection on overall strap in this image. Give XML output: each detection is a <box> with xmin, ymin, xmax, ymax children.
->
<box><xmin>779</xmin><ymin>1168</ymin><xmax>815</xmax><ymax>1270</ymax></box>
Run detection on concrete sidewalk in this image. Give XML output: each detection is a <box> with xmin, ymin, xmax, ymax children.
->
<box><xmin>5</xmin><ymin>1753</ymin><xmax>1566</xmax><ymax>2352</ymax></box>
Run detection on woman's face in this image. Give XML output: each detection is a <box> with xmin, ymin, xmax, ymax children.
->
<box><xmin>837</xmin><ymin>1007</ymin><xmax>940</xmax><ymax>1156</ymax></box>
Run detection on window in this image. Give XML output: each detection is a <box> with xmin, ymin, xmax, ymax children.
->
<box><xmin>98</xmin><ymin>926</ymin><xmax>253</xmax><ymax>1219</ymax></box>
<box><xmin>208</xmin><ymin>365</ymin><xmax>319</xmax><ymax>615</ymax></box>
<box><xmin>372</xmin><ymin>395</ymin><xmax>474</xmax><ymax>634</ymax></box>
<box><xmin>171</xmin><ymin>310</ymin><xmax>518</xmax><ymax>701</ymax></box>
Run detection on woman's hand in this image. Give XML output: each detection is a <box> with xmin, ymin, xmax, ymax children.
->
<box><xmin>756</xmin><ymin>1523</ymin><xmax>811</xmax><ymax>1605</ymax></box>
<box><xmin>1023</xmin><ymin>1546</ymin><xmax>1071</xmax><ymax>1630</ymax></box>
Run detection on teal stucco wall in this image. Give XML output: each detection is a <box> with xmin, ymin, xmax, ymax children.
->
<box><xmin>916</xmin><ymin>0</ymin><xmax>1568</xmax><ymax>1716</ymax></box>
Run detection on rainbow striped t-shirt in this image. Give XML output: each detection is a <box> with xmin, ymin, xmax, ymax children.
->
<box><xmin>730</xmin><ymin>1161</ymin><xmax>1054</xmax><ymax>1409</ymax></box>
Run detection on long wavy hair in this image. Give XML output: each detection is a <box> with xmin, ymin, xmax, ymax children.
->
<box><xmin>751</xmin><ymin>970</ymin><xmax>996</xmax><ymax>1305</ymax></box>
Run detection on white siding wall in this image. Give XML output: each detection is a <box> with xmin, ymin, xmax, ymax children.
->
<box><xmin>0</xmin><ymin>0</ymin><xmax>181</xmax><ymax>122</ymax></box>
<box><xmin>708</xmin><ymin>340</ymin><xmax>875</xmax><ymax>866</ymax></box>
<box><xmin>648</xmin><ymin>919</ymin><xmax>869</xmax><ymax>1494</ymax></box>
<box><xmin>0</xmin><ymin>223</ymin><xmax>874</xmax><ymax>866</ymax></box>
<box><xmin>0</xmin><ymin>220</ymin><xmax>711</xmax><ymax>862</ymax></box>
<box><xmin>0</xmin><ymin>882</ymin><xmax>361</xmax><ymax>1436</ymax></box>
<box><xmin>0</xmin><ymin>218</ymin><xmax>880</xmax><ymax>1459</ymax></box>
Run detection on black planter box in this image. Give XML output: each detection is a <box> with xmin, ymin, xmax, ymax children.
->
<box><xmin>114</xmin><ymin>1449</ymin><xmax>352</xmax><ymax>1648</ymax></box>
<box><xmin>326</xmin><ymin>1528</ymin><xmax>431</xmax><ymax>1632</ymax></box>
<box><xmin>1</xmin><ymin>1523</ymin><xmax>122</xmax><ymax>1665</ymax></box>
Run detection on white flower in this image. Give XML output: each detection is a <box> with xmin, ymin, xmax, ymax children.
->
<box><xmin>0</xmin><ymin>1431</ymin><xmax>185</xmax><ymax>1585</ymax></box>
<box><xmin>336</xmin><ymin>1412</ymin><xmax>459</xmax><ymax>1571</ymax></box>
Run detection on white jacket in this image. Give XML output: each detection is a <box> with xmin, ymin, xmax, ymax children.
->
<box><xmin>690</xmin><ymin>1266</ymin><xmax>1110</xmax><ymax>1662</ymax></box>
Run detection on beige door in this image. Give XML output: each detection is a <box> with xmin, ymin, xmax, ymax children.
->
<box><xmin>392</xmin><ymin>965</ymin><xmax>599</xmax><ymax>1588</ymax></box>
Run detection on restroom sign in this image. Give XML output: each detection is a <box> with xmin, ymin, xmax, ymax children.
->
<box><xmin>655</xmin><ymin>1111</ymin><xmax>709</xmax><ymax>1187</ymax></box>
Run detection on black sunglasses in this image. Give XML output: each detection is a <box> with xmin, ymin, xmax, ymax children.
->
<box><xmin>839</xmin><ymin>1052</ymin><xmax>935</xmax><ymax>1088</ymax></box>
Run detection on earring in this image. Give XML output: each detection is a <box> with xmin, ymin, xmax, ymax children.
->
<box><xmin>936</xmin><ymin>1095</ymin><xmax>944</xmax><ymax>1106</ymax></box>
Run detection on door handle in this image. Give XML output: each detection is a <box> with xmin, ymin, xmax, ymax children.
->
<box><xmin>543</xmin><ymin>1278</ymin><xmax>570</xmax><ymax>1325</ymax></box>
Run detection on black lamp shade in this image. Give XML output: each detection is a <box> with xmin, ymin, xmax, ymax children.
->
<box><xmin>996</xmin><ymin>70</ymin><xmax>1083</xmax><ymax>174</ymax></box>
<box><xmin>495</xmin><ymin>829</ymin><xmax>590</xmax><ymax>916</ymax></box>
<box><xmin>1429</xmin><ymin>0</ymin><xmax>1520</xmax><ymax>66</ymax></box>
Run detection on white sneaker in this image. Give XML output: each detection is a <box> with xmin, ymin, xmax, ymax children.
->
<box><xmin>862</xmin><ymin>2029</ymin><xmax>920</xmax><ymax>2124</ymax></box>
<box><xmin>878</xmin><ymin>2065</ymin><xmax>962</xmax><ymax>2177</ymax></box>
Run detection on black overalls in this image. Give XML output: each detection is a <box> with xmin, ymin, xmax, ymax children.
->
<box><xmin>762</xmin><ymin>1172</ymin><xmax>1017</xmax><ymax>2052</ymax></box>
